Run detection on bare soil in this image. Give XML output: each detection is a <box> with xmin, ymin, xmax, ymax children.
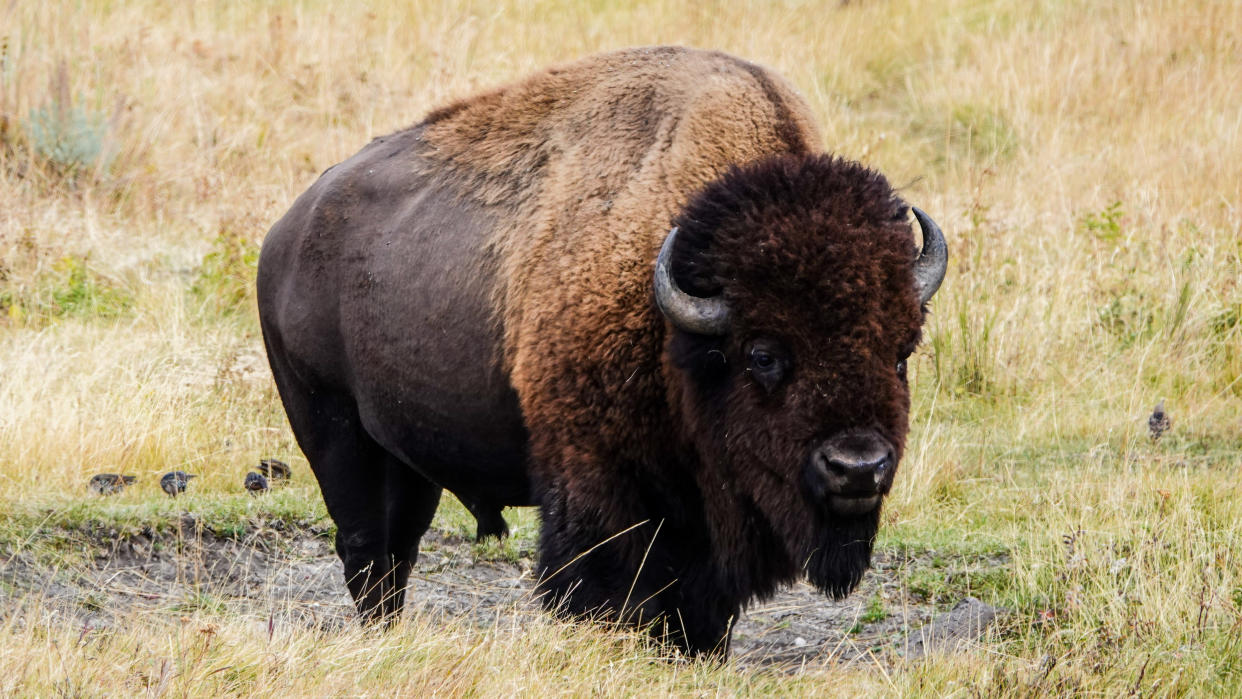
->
<box><xmin>0</xmin><ymin>516</ymin><xmax>1006</xmax><ymax>668</ymax></box>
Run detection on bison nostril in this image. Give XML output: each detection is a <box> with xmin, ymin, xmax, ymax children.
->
<box><xmin>831</xmin><ymin>456</ymin><xmax>885</xmax><ymax>488</ymax></box>
<box><xmin>812</xmin><ymin>443</ymin><xmax>893</xmax><ymax>495</ymax></box>
<box><xmin>811</xmin><ymin>450</ymin><xmax>832</xmax><ymax>477</ymax></box>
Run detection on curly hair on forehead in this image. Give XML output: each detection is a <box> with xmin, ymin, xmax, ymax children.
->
<box><xmin>669</xmin><ymin>153</ymin><xmax>915</xmax><ymax>299</ymax></box>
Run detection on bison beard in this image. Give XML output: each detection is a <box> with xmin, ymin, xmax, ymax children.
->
<box><xmin>257</xmin><ymin>46</ymin><xmax>946</xmax><ymax>658</ymax></box>
<box><xmin>802</xmin><ymin>506</ymin><xmax>883</xmax><ymax>598</ymax></box>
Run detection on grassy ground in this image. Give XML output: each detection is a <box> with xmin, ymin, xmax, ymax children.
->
<box><xmin>1</xmin><ymin>0</ymin><xmax>1240</xmax><ymax>694</ymax></box>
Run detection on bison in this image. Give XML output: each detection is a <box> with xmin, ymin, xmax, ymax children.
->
<box><xmin>257</xmin><ymin>46</ymin><xmax>947</xmax><ymax>655</ymax></box>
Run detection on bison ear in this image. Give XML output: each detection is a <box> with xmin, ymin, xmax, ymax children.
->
<box><xmin>910</xmin><ymin>207</ymin><xmax>947</xmax><ymax>305</ymax></box>
<box><xmin>653</xmin><ymin>227</ymin><xmax>731</xmax><ymax>335</ymax></box>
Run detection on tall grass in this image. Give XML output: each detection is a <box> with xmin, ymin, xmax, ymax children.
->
<box><xmin>1</xmin><ymin>0</ymin><xmax>1239</xmax><ymax>694</ymax></box>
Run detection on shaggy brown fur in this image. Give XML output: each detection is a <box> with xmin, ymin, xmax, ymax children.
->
<box><xmin>258</xmin><ymin>45</ymin><xmax>936</xmax><ymax>656</ymax></box>
<box><xmin>416</xmin><ymin>41</ymin><xmax>824</xmax><ymax>553</ymax></box>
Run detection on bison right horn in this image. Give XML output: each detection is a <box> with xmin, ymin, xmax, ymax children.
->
<box><xmin>654</xmin><ymin>227</ymin><xmax>731</xmax><ymax>336</ymax></box>
<box><xmin>911</xmin><ymin>207</ymin><xmax>948</xmax><ymax>305</ymax></box>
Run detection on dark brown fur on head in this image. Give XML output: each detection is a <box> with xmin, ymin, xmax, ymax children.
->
<box><xmin>667</xmin><ymin>153</ymin><xmax>925</xmax><ymax>602</ymax></box>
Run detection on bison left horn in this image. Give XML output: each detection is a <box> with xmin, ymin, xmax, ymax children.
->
<box><xmin>654</xmin><ymin>227</ymin><xmax>731</xmax><ymax>335</ymax></box>
<box><xmin>911</xmin><ymin>207</ymin><xmax>948</xmax><ymax>305</ymax></box>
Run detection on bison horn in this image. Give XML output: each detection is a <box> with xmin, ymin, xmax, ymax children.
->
<box><xmin>911</xmin><ymin>207</ymin><xmax>948</xmax><ymax>305</ymax></box>
<box><xmin>654</xmin><ymin>227</ymin><xmax>731</xmax><ymax>335</ymax></box>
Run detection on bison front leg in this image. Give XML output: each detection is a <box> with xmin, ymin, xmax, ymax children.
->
<box><xmin>534</xmin><ymin>484</ymin><xmax>738</xmax><ymax>656</ymax></box>
<box><xmin>534</xmin><ymin>486</ymin><xmax>653</xmax><ymax>625</ymax></box>
<box><xmin>660</xmin><ymin>566</ymin><xmax>739</xmax><ymax>657</ymax></box>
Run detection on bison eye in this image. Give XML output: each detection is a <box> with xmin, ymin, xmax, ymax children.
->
<box><xmin>746</xmin><ymin>340</ymin><xmax>788</xmax><ymax>392</ymax></box>
<box><xmin>752</xmin><ymin>351</ymin><xmax>775</xmax><ymax>369</ymax></box>
<box><xmin>896</xmin><ymin>358</ymin><xmax>908</xmax><ymax>382</ymax></box>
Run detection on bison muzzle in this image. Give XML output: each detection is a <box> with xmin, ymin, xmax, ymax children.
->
<box><xmin>257</xmin><ymin>46</ymin><xmax>947</xmax><ymax>656</ymax></box>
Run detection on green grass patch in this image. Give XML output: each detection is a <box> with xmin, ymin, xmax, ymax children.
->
<box><xmin>905</xmin><ymin>565</ymin><xmax>1011</xmax><ymax>606</ymax></box>
<box><xmin>0</xmin><ymin>489</ymin><xmax>543</xmax><ymax>569</ymax></box>
<box><xmin>0</xmin><ymin>491</ymin><xmax>333</xmax><ymax>567</ymax></box>
<box><xmin>431</xmin><ymin>494</ymin><xmax>540</xmax><ymax>563</ymax></box>
<box><xmin>190</xmin><ymin>222</ymin><xmax>261</xmax><ymax>321</ymax></box>
<box><xmin>1</xmin><ymin>254</ymin><xmax>132</xmax><ymax>326</ymax></box>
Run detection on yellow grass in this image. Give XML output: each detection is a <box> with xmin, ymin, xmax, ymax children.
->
<box><xmin>1</xmin><ymin>0</ymin><xmax>1240</xmax><ymax>694</ymax></box>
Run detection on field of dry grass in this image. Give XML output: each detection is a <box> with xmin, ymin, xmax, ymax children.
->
<box><xmin>1</xmin><ymin>0</ymin><xmax>1240</xmax><ymax>695</ymax></box>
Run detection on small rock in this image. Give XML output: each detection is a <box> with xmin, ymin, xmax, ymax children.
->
<box><xmin>793</xmin><ymin>637</ymin><xmax>807</xmax><ymax>647</ymax></box>
<box><xmin>905</xmin><ymin>597</ymin><xmax>1002</xmax><ymax>659</ymax></box>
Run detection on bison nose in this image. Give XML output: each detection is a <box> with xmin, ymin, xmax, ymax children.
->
<box><xmin>808</xmin><ymin>437</ymin><xmax>895</xmax><ymax>498</ymax></box>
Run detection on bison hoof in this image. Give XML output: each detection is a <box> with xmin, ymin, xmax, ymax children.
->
<box><xmin>474</xmin><ymin>511</ymin><xmax>510</xmax><ymax>541</ymax></box>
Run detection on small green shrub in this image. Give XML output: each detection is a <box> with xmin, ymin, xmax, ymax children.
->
<box><xmin>907</xmin><ymin>566</ymin><xmax>1011</xmax><ymax>604</ymax></box>
<box><xmin>1095</xmin><ymin>291</ymin><xmax>1154</xmax><ymax>347</ymax></box>
<box><xmin>20</xmin><ymin>61</ymin><xmax>118</xmax><ymax>183</ymax></box>
<box><xmin>929</xmin><ymin>303</ymin><xmax>998</xmax><ymax>397</ymax></box>
<box><xmin>949</xmin><ymin>103</ymin><xmax>1019</xmax><ymax>163</ymax></box>
<box><xmin>49</xmin><ymin>256</ymin><xmax>127</xmax><ymax>316</ymax></box>
<box><xmin>860</xmin><ymin>593</ymin><xmax>887</xmax><ymax>623</ymax></box>
<box><xmin>1079</xmin><ymin>202</ymin><xmax>1124</xmax><ymax>242</ymax></box>
<box><xmin>26</xmin><ymin>103</ymin><xmax>112</xmax><ymax>178</ymax></box>
<box><xmin>190</xmin><ymin>225</ymin><xmax>260</xmax><ymax>318</ymax></box>
<box><xmin>846</xmin><ymin>594</ymin><xmax>887</xmax><ymax>634</ymax></box>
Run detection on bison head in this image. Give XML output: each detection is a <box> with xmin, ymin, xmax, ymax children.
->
<box><xmin>655</xmin><ymin>154</ymin><xmax>946</xmax><ymax>601</ymax></box>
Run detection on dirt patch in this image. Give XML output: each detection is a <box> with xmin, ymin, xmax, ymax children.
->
<box><xmin>0</xmin><ymin>518</ymin><xmax>1007</xmax><ymax>667</ymax></box>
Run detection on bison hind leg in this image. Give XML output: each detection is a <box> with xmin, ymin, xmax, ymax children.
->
<box><xmin>463</xmin><ymin>499</ymin><xmax>509</xmax><ymax>541</ymax></box>
<box><xmin>261</xmin><ymin>350</ymin><xmax>441</xmax><ymax>626</ymax></box>
<box><xmin>382</xmin><ymin>460</ymin><xmax>443</xmax><ymax>616</ymax></box>
<box><xmin>323</xmin><ymin>452</ymin><xmax>441</xmax><ymax>628</ymax></box>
